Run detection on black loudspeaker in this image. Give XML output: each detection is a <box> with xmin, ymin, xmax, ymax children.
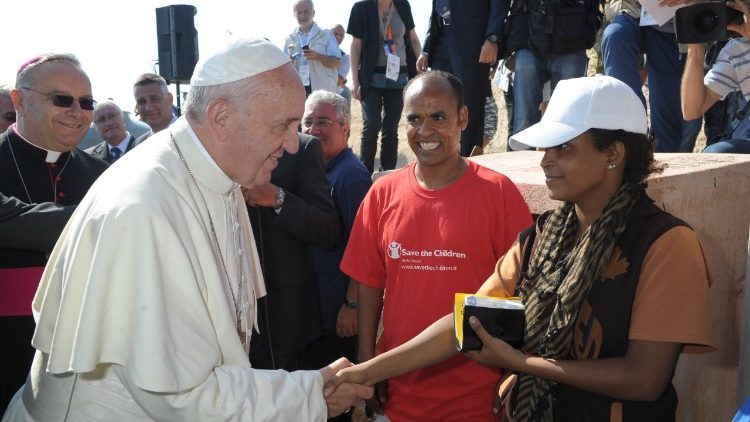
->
<box><xmin>156</xmin><ymin>5</ymin><xmax>199</xmax><ymax>84</ymax></box>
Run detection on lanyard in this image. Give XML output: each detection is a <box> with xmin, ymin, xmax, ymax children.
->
<box><xmin>297</xmin><ymin>32</ymin><xmax>308</xmax><ymax>49</ymax></box>
<box><xmin>379</xmin><ymin>2</ymin><xmax>396</xmax><ymax>53</ymax></box>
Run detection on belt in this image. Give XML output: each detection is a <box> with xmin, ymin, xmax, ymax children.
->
<box><xmin>0</xmin><ymin>267</ymin><xmax>45</xmax><ymax>316</ymax></box>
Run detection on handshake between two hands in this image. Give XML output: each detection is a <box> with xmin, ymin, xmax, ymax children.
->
<box><xmin>316</xmin><ymin>317</ymin><xmax>522</xmax><ymax>418</ymax></box>
<box><xmin>319</xmin><ymin>358</ymin><xmax>373</xmax><ymax>418</ymax></box>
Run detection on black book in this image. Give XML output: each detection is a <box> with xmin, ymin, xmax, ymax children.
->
<box><xmin>454</xmin><ymin>293</ymin><xmax>525</xmax><ymax>352</ymax></box>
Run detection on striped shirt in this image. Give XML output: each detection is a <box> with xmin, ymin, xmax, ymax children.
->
<box><xmin>705</xmin><ymin>38</ymin><xmax>750</xmax><ymax>101</ymax></box>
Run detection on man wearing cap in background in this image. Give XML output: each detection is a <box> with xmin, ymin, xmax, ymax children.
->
<box><xmin>1</xmin><ymin>38</ymin><xmax>371</xmax><ymax>421</ymax></box>
<box><xmin>85</xmin><ymin>101</ymin><xmax>139</xmax><ymax>163</ymax></box>
<box><xmin>0</xmin><ymin>53</ymin><xmax>108</xmax><ymax>414</ymax></box>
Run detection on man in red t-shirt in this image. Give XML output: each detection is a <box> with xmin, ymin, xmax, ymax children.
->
<box><xmin>341</xmin><ymin>70</ymin><xmax>532</xmax><ymax>421</ymax></box>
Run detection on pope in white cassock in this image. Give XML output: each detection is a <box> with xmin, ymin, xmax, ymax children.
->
<box><xmin>2</xmin><ymin>38</ymin><xmax>371</xmax><ymax>421</ymax></box>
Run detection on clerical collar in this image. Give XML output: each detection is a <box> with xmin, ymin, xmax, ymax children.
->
<box><xmin>180</xmin><ymin>118</ymin><xmax>232</xmax><ymax>182</ymax></box>
<box><xmin>11</xmin><ymin>124</ymin><xmax>64</xmax><ymax>163</ymax></box>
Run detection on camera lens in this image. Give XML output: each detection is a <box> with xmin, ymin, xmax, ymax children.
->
<box><xmin>694</xmin><ymin>10</ymin><xmax>720</xmax><ymax>33</ymax></box>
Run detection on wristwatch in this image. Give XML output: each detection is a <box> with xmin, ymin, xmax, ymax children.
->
<box><xmin>344</xmin><ymin>298</ymin><xmax>358</xmax><ymax>310</ymax></box>
<box><xmin>487</xmin><ymin>34</ymin><xmax>499</xmax><ymax>43</ymax></box>
<box><xmin>273</xmin><ymin>187</ymin><xmax>285</xmax><ymax>211</ymax></box>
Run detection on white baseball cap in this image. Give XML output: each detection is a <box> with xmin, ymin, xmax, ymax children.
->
<box><xmin>190</xmin><ymin>37</ymin><xmax>290</xmax><ymax>87</ymax></box>
<box><xmin>509</xmin><ymin>75</ymin><xmax>648</xmax><ymax>151</ymax></box>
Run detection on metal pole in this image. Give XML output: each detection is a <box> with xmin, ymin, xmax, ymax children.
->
<box><xmin>168</xmin><ymin>6</ymin><xmax>181</xmax><ymax>117</ymax></box>
<box><xmin>175</xmin><ymin>84</ymin><xmax>181</xmax><ymax>117</ymax></box>
<box><xmin>168</xmin><ymin>6</ymin><xmax>178</xmax><ymax>82</ymax></box>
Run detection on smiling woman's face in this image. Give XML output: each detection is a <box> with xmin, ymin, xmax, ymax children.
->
<box><xmin>540</xmin><ymin>132</ymin><xmax>615</xmax><ymax>204</ymax></box>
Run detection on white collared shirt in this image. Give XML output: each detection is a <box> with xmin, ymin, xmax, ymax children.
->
<box><xmin>108</xmin><ymin>132</ymin><xmax>132</xmax><ymax>154</ymax></box>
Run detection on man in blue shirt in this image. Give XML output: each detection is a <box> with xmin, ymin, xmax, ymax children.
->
<box><xmin>301</xmin><ymin>91</ymin><xmax>371</xmax><ymax>421</ymax></box>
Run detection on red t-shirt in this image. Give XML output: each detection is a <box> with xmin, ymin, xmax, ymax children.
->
<box><xmin>341</xmin><ymin>161</ymin><xmax>532</xmax><ymax>421</ymax></box>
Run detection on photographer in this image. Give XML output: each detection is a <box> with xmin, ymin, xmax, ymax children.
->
<box><xmin>603</xmin><ymin>0</ymin><xmax>703</xmax><ymax>152</ymax></box>
<box><xmin>681</xmin><ymin>0</ymin><xmax>750</xmax><ymax>153</ymax></box>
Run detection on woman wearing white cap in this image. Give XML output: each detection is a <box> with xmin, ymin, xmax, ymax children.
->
<box><xmin>326</xmin><ymin>75</ymin><xmax>715</xmax><ymax>421</ymax></box>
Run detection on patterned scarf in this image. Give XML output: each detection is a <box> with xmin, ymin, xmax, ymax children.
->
<box><xmin>512</xmin><ymin>183</ymin><xmax>644</xmax><ymax>421</ymax></box>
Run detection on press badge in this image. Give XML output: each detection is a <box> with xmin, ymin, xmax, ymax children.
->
<box><xmin>639</xmin><ymin>7</ymin><xmax>657</xmax><ymax>26</ymax></box>
<box><xmin>385</xmin><ymin>46</ymin><xmax>400</xmax><ymax>81</ymax></box>
<box><xmin>298</xmin><ymin>63</ymin><xmax>311</xmax><ymax>86</ymax></box>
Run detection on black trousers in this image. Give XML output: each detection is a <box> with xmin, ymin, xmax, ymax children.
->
<box><xmin>359</xmin><ymin>86</ymin><xmax>403</xmax><ymax>173</ymax></box>
<box><xmin>431</xmin><ymin>27</ymin><xmax>491</xmax><ymax>156</ymax></box>
<box><xmin>0</xmin><ymin>316</ymin><xmax>35</xmax><ymax>415</ymax></box>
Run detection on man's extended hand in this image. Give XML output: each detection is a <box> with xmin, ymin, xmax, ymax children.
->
<box><xmin>320</xmin><ymin>358</ymin><xmax>374</xmax><ymax>417</ymax></box>
<box><xmin>479</xmin><ymin>40</ymin><xmax>499</xmax><ymax>64</ymax></box>
<box><xmin>416</xmin><ymin>53</ymin><xmax>429</xmax><ymax>73</ymax></box>
<box><xmin>336</xmin><ymin>305</ymin><xmax>358</xmax><ymax>337</ymax></box>
<box><xmin>324</xmin><ymin>361</ymin><xmax>387</xmax><ymax>416</ymax></box>
<box><xmin>242</xmin><ymin>183</ymin><xmax>279</xmax><ymax>208</ymax></box>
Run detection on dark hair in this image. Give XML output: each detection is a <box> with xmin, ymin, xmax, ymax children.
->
<box><xmin>133</xmin><ymin>73</ymin><xmax>168</xmax><ymax>91</ymax></box>
<box><xmin>403</xmin><ymin>70</ymin><xmax>464</xmax><ymax>110</ymax></box>
<box><xmin>588</xmin><ymin>128</ymin><xmax>665</xmax><ymax>184</ymax></box>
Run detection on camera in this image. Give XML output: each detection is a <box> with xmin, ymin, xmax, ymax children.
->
<box><xmin>675</xmin><ymin>1</ymin><xmax>744</xmax><ymax>44</ymax></box>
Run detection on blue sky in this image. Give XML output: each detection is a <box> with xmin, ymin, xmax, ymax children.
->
<box><xmin>4</xmin><ymin>0</ymin><xmax>431</xmax><ymax>112</ymax></box>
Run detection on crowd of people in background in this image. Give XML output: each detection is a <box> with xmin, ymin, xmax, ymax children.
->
<box><xmin>0</xmin><ymin>0</ymin><xmax>748</xmax><ymax>420</ymax></box>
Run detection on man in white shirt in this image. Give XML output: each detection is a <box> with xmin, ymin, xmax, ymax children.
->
<box><xmin>285</xmin><ymin>0</ymin><xmax>342</xmax><ymax>95</ymax></box>
<box><xmin>133</xmin><ymin>73</ymin><xmax>178</xmax><ymax>140</ymax></box>
<box><xmin>2</xmin><ymin>37</ymin><xmax>370</xmax><ymax>422</ymax></box>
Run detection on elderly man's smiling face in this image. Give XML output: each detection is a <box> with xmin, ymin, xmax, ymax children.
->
<box><xmin>93</xmin><ymin>103</ymin><xmax>127</xmax><ymax>145</ymax></box>
<box><xmin>294</xmin><ymin>0</ymin><xmax>315</xmax><ymax>29</ymax></box>
<box><xmin>15</xmin><ymin>61</ymin><xmax>93</xmax><ymax>152</ymax></box>
<box><xmin>224</xmin><ymin>63</ymin><xmax>305</xmax><ymax>188</ymax></box>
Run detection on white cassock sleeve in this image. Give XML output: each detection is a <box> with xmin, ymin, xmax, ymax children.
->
<box><xmin>113</xmin><ymin>364</ymin><xmax>327</xmax><ymax>421</ymax></box>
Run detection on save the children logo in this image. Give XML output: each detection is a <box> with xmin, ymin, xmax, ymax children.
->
<box><xmin>387</xmin><ymin>240</ymin><xmax>467</xmax><ymax>260</ymax></box>
<box><xmin>388</xmin><ymin>241</ymin><xmax>402</xmax><ymax>259</ymax></box>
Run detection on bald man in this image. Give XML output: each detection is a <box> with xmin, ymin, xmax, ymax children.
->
<box><xmin>0</xmin><ymin>53</ymin><xmax>108</xmax><ymax>413</ymax></box>
<box><xmin>86</xmin><ymin>101</ymin><xmax>138</xmax><ymax>163</ymax></box>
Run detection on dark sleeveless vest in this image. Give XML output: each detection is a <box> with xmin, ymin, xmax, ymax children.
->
<box><xmin>516</xmin><ymin>196</ymin><xmax>689</xmax><ymax>421</ymax></box>
<box><xmin>504</xmin><ymin>0</ymin><xmax>602</xmax><ymax>58</ymax></box>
